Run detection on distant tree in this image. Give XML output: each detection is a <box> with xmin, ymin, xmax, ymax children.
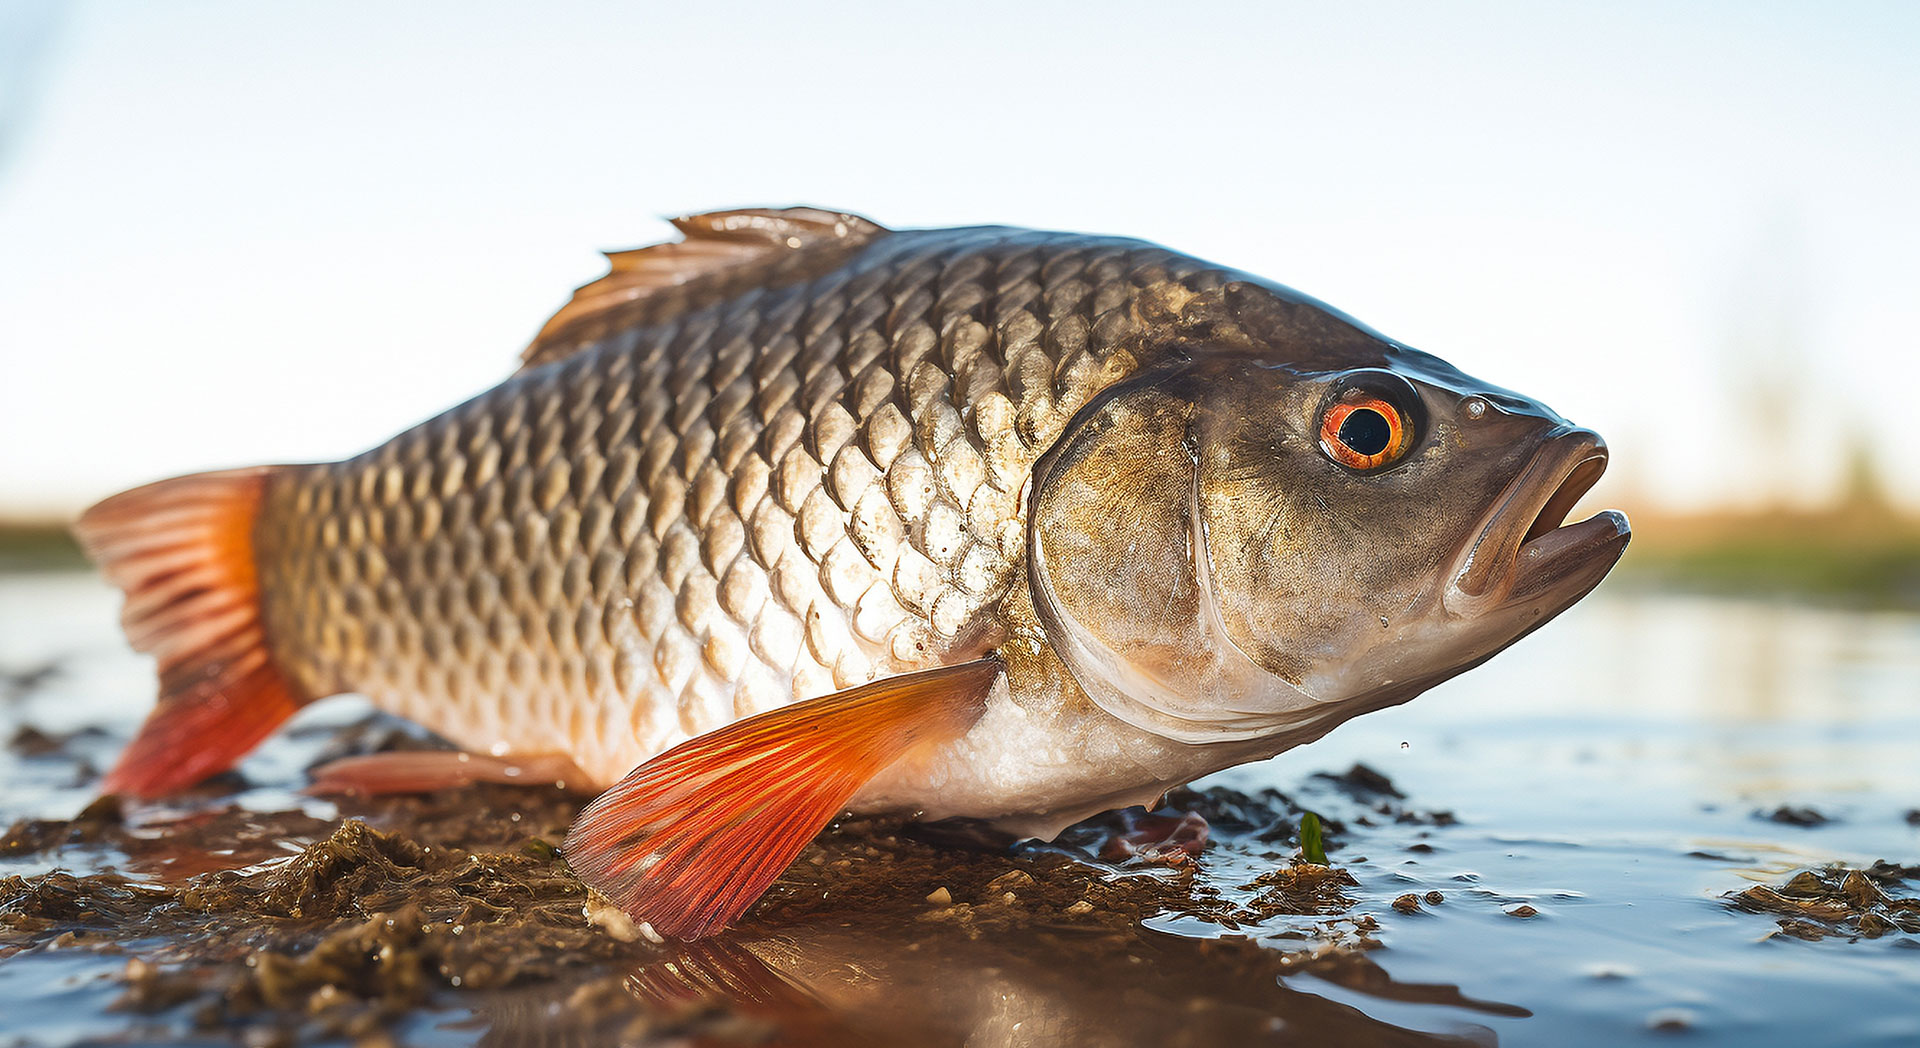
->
<box><xmin>1838</xmin><ymin>433</ymin><xmax>1890</xmax><ymax>516</ymax></box>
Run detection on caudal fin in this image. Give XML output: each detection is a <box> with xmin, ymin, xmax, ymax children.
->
<box><xmin>72</xmin><ymin>466</ymin><xmax>307</xmax><ymax>797</ymax></box>
<box><xmin>563</xmin><ymin>659</ymin><xmax>1001</xmax><ymax>940</ymax></box>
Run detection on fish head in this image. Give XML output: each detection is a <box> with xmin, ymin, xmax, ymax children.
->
<box><xmin>1027</xmin><ymin>339</ymin><xmax>1630</xmax><ymax>747</ymax></box>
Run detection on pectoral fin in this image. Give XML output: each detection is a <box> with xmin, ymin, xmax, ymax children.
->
<box><xmin>562</xmin><ymin>658</ymin><xmax>1000</xmax><ymax>940</ymax></box>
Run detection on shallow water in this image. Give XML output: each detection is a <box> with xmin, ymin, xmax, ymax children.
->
<box><xmin>2</xmin><ymin>571</ymin><xmax>1917</xmax><ymax>1046</ymax></box>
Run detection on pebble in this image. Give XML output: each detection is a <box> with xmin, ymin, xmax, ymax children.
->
<box><xmin>1647</xmin><ymin>1007</ymin><xmax>1698</xmax><ymax>1033</ymax></box>
<box><xmin>583</xmin><ymin>893</ymin><xmax>658</xmax><ymax>943</ymax></box>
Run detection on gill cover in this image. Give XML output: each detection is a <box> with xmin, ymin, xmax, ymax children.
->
<box><xmin>1027</xmin><ymin>365</ymin><xmax>1322</xmax><ymax>744</ymax></box>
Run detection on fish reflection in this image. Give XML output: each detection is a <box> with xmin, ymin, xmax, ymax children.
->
<box><xmin>471</xmin><ymin>921</ymin><xmax>1525</xmax><ymax>1048</ymax></box>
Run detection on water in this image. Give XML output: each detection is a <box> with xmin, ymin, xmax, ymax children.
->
<box><xmin>2</xmin><ymin>572</ymin><xmax>1917</xmax><ymax>1045</ymax></box>
<box><xmin>1230</xmin><ymin>594</ymin><xmax>1920</xmax><ymax>1043</ymax></box>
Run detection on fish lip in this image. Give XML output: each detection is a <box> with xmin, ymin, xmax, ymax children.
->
<box><xmin>1446</xmin><ymin>429</ymin><xmax>1631</xmax><ymax>615</ymax></box>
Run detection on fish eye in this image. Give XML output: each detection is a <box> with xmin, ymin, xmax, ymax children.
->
<box><xmin>1318</xmin><ymin>386</ymin><xmax>1415</xmax><ymax>471</ymax></box>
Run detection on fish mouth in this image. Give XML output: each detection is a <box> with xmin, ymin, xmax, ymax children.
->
<box><xmin>1447</xmin><ymin>428</ymin><xmax>1632</xmax><ymax>615</ymax></box>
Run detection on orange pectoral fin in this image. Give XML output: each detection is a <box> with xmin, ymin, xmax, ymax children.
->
<box><xmin>562</xmin><ymin>658</ymin><xmax>1001</xmax><ymax>940</ymax></box>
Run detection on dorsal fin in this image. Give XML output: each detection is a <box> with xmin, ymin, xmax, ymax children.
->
<box><xmin>521</xmin><ymin>206</ymin><xmax>888</xmax><ymax>371</ymax></box>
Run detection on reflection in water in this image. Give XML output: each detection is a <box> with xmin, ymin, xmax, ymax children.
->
<box><xmin>6</xmin><ymin>579</ymin><xmax>1920</xmax><ymax>1047</ymax></box>
<box><xmin>473</xmin><ymin>923</ymin><xmax>1519</xmax><ymax>1048</ymax></box>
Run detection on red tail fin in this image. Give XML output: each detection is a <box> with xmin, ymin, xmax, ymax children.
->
<box><xmin>563</xmin><ymin>659</ymin><xmax>1000</xmax><ymax>940</ymax></box>
<box><xmin>72</xmin><ymin>467</ymin><xmax>307</xmax><ymax>797</ymax></box>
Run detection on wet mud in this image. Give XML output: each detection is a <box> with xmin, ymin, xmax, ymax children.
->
<box><xmin>0</xmin><ymin>715</ymin><xmax>1499</xmax><ymax>1046</ymax></box>
<box><xmin>4</xmin><ymin>711</ymin><xmax>1912</xmax><ymax>1046</ymax></box>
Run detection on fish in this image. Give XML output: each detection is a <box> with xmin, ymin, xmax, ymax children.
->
<box><xmin>74</xmin><ymin>206</ymin><xmax>1630</xmax><ymax>939</ymax></box>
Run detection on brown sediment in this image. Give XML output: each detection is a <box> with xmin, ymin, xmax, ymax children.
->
<box><xmin>1726</xmin><ymin>864</ymin><xmax>1920</xmax><ymax>940</ymax></box>
<box><xmin>0</xmin><ymin>794</ymin><xmax>122</xmax><ymax>858</ymax></box>
<box><xmin>2</xmin><ymin>787</ymin><xmax>629</xmax><ymax>1037</ymax></box>
<box><xmin>0</xmin><ymin>698</ymin><xmax>1562</xmax><ymax>1045</ymax></box>
<box><xmin>1239</xmin><ymin>863</ymin><xmax>1362</xmax><ymax>922</ymax></box>
<box><xmin>0</xmin><ymin>778</ymin><xmax>1402</xmax><ymax>1043</ymax></box>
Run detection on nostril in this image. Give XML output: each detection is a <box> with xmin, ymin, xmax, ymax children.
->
<box><xmin>1462</xmin><ymin>393</ymin><xmax>1547</xmax><ymax>420</ymax></box>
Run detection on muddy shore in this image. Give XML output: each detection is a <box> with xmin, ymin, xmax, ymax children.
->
<box><xmin>7</xmin><ymin>578</ymin><xmax>1920</xmax><ymax>1046</ymax></box>
<box><xmin>3</xmin><ymin>733</ymin><xmax>1486</xmax><ymax>1047</ymax></box>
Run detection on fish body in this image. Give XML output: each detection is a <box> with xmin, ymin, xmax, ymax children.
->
<box><xmin>76</xmin><ymin>208</ymin><xmax>1630</xmax><ymax>937</ymax></box>
<box><xmin>251</xmin><ymin>217</ymin><xmax>1218</xmax><ymax>804</ymax></box>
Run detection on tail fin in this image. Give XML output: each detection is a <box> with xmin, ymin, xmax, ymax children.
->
<box><xmin>72</xmin><ymin>466</ymin><xmax>307</xmax><ymax>797</ymax></box>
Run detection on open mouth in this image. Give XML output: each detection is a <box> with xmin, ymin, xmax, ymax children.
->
<box><xmin>1523</xmin><ymin>450</ymin><xmax>1608</xmax><ymax>546</ymax></box>
<box><xmin>1450</xmin><ymin>429</ymin><xmax>1632</xmax><ymax>611</ymax></box>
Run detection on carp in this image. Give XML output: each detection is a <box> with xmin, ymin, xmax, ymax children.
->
<box><xmin>75</xmin><ymin>207</ymin><xmax>1629</xmax><ymax>938</ymax></box>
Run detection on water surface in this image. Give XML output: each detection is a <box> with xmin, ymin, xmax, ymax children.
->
<box><xmin>2</xmin><ymin>572</ymin><xmax>1917</xmax><ymax>1045</ymax></box>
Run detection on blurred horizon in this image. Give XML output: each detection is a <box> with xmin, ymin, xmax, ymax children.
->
<box><xmin>2</xmin><ymin>1</ymin><xmax>1917</xmax><ymax>521</ymax></box>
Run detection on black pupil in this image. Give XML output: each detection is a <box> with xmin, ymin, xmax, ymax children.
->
<box><xmin>1338</xmin><ymin>408</ymin><xmax>1393</xmax><ymax>457</ymax></box>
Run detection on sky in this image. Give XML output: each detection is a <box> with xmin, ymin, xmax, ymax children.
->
<box><xmin>1</xmin><ymin>1</ymin><xmax>1917</xmax><ymax>517</ymax></box>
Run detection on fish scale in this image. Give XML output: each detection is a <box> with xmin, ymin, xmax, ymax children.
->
<box><xmin>253</xmin><ymin>228</ymin><xmax>1220</xmax><ymax>786</ymax></box>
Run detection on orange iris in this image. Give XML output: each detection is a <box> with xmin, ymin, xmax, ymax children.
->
<box><xmin>1319</xmin><ymin>394</ymin><xmax>1411</xmax><ymax>470</ymax></box>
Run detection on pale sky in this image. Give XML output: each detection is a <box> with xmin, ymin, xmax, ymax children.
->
<box><xmin>2</xmin><ymin>1</ymin><xmax>1916</xmax><ymax>516</ymax></box>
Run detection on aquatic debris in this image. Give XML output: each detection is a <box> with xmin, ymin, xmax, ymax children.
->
<box><xmin>0</xmin><ymin>868</ymin><xmax>175</xmax><ymax>939</ymax></box>
<box><xmin>1646</xmin><ymin>1007</ymin><xmax>1698</xmax><ymax>1033</ymax></box>
<box><xmin>1758</xmin><ymin>805</ymin><xmax>1832</xmax><ymax>827</ymax></box>
<box><xmin>1164</xmin><ymin>784</ymin><xmax>1305</xmax><ymax>840</ymax></box>
<box><xmin>1236</xmin><ymin>863</ymin><xmax>1359</xmax><ymax>921</ymax></box>
<box><xmin>1314</xmin><ymin>763</ymin><xmax>1407</xmax><ymax>799</ymax></box>
<box><xmin>1393</xmin><ymin>890</ymin><xmax>1446</xmax><ymax>915</ymax></box>
<box><xmin>1310</xmin><ymin>766</ymin><xmax>1458</xmax><ymax>829</ymax></box>
<box><xmin>1726</xmin><ymin>864</ymin><xmax>1920</xmax><ymax>940</ymax></box>
<box><xmin>7</xmin><ymin>725</ymin><xmax>66</xmax><ymax>757</ymax></box>
<box><xmin>1045</xmin><ymin>784</ymin><xmax>1344</xmax><ymax>858</ymax></box>
<box><xmin>1</xmin><ymin>794</ymin><xmax>121</xmax><ymax>857</ymax></box>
